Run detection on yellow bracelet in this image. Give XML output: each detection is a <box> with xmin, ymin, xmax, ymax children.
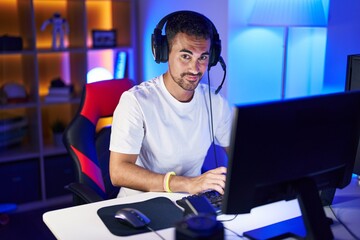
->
<box><xmin>163</xmin><ymin>171</ymin><xmax>176</xmax><ymax>193</ymax></box>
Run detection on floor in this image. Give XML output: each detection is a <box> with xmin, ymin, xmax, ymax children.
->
<box><xmin>0</xmin><ymin>202</ymin><xmax>72</xmax><ymax>240</ymax></box>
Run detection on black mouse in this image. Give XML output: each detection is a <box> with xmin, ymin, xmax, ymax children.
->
<box><xmin>114</xmin><ymin>208</ymin><xmax>151</xmax><ymax>228</ymax></box>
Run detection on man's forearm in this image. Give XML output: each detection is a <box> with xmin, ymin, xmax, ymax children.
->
<box><xmin>110</xmin><ymin>161</ymin><xmax>165</xmax><ymax>192</ymax></box>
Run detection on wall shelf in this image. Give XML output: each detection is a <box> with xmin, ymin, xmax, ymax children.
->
<box><xmin>0</xmin><ymin>0</ymin><xmax>137</xmax><ymax>208</ymax></box>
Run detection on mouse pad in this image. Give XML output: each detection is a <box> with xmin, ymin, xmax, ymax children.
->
<box><xmin>97</xmin><ymin>197</ymin><xmax>184</xmax><ymax>236</ymax></box>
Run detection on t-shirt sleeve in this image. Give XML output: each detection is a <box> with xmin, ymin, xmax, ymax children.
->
<box><xmin>109</xmin><ymin>91</ymin><xmax>144</xmax><ymax>154</ymax></box>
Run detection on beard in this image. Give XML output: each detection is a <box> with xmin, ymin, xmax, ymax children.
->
<box><xmin>169</xmin><ymin>71</ymin><xmax>203</xmax><ymax>91</ymax></box>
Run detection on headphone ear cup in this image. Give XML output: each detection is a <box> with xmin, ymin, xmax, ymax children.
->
<box><xmin>159</xmin><ymin>35</ymin><xmax>168</xmax><ymax>63</ymax></box>
<box><xmin>209</xmin><ymin>37</ymin><xmax>221</xmax><ymax>68</ymax></box>
<box><xmin>151</xmin><ymin>32</ymin><xmax>161</xmax><ymax>63</ymax></box>
<box><xmin>151</xmin><ymin>32</ymin><xmax>169</xmax><ymax>63</ymax></box>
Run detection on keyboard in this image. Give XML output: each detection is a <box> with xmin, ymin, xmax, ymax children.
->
<box><xmin>176</xmin><ymin>190</ymin><xmax>223</xmax><ymax>215</ymax></box>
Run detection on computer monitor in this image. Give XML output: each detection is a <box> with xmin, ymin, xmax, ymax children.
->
<box><xmin>345</xmin><ymin>54</ymin><xmax>360</xmax><ymax>91</ymax></box>
<box><xmin>222</xmin><ymin>91</ymin><xmax>360</xmax><ymax>239</ymax></box>
<box><xmin>345</xmin><ymin>54</ymin><xmax>360</xmax><ymax>175</ymax></box>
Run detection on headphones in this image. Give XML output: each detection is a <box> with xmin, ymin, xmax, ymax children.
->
<box><xmin>151</xmin><ymin>10</ymin><xmax>222</xmax><ymax>69</ymax></box>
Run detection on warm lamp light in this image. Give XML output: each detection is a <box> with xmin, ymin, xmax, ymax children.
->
<box><xmin>87</xmin><ymin>67</ymin><xmax>113</xmax><ymax>83</ymax></box>
<box><xmin>249</xmin><ymin>0</ymin><xmax>327</xmax><ymax>99</ymax></box>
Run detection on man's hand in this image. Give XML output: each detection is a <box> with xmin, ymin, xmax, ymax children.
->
<box><xmin>187</xmin><ymin>166</ymin><xmax>227</xmax><ymax>195</ymax></box>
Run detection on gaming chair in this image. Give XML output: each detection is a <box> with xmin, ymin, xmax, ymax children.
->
<box><xmin>63</xmin><ymin>79</ymin><xmax>133</xmax><ymax>205</ymax></box>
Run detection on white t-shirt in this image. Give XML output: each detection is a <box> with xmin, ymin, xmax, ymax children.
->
<box><xmin>110</xmin><ymin>75</ymin><xmax>233</xmax><ymax>197</ymax></box>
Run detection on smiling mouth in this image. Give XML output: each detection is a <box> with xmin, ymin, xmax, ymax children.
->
<box><xmin>186</xmin><ymin>75</ymin><xmax>199</xmax><ymax>82</ymax></box>
<box><xmin>182</xmin><ymin>73</ymin><xmax>201</xmax><ymax>82</ymax></box>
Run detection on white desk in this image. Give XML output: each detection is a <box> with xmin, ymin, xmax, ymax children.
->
<box><xmin>324</xmin><ymin>176</ymin><xmax>360</xmax><ymax>240</ymax></box>
<box><xmin>43</xmin><ymin>176</ymin><xmax>360</xmax><ymax>240</ymax></box>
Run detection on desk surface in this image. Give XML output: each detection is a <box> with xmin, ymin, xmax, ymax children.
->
<box><xmin>43</xmin><ymin>176</ymin><xmax>360</xmax><ymax>240</ymax></box>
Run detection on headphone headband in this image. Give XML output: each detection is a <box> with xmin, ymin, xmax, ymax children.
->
<box><xmin>151</xmin><ymin>10</ymin><xmax>221</xmax><ymax>69</ymax></box>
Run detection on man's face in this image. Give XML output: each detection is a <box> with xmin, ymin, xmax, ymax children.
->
<box><xmin>167</xmin><ymin>33</ymin><xmax>211</xmax><ymax>92</ymax></box>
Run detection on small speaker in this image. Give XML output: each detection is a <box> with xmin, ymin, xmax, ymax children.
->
<box><xmin>175</xmin><ymin>214</ymin><xmax>224</xmax><ymax>240</ymax></box>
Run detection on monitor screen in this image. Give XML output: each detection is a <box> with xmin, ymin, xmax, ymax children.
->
<box><xmin>222</xmin><ymin>91</ymin><xmax>360</xmax><ymax>239</ymax></box>
<box><xmin>345</xmin><ymin>54</ymin><xmax>360</xmax><ymax>175</ymax></box>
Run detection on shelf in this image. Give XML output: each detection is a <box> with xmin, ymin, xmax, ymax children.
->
<box><xmin>35</xmin><ymin>48</ymin><xmax>86</xmax><ymax>54</ymax></box>
<box><xmin>43</xmin><ymin>145</ymin><xmax>68</xmax><ymax>157</ymax></box>
<box><xmin>41</xmin><ymin>97</ymin><xmax>81</xmax><ymax>105</ymax></box>
<box><xmin>0</xmin><ymin>50</ymin><xmax>36</xmax><ymax>56</ymax></box>
<box><xmin>0</xmin><ymin>102</ymin><xmax>38</xmax><ymax>110</ymax></box>
<box><xmin>0</xmin><ymin>146</ymin><xmax>40</xmax><ymax>163</ymax></box>
<box><xmin>0</xmin><ymin>0</ymin><xmax>136</xmax><ymax>209</ymax></box>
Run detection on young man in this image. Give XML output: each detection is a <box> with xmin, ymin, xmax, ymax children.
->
<box><xmin>109</xmin><ymin>11</ymin><xmax>232</xmax><ymax>197</ymax></box>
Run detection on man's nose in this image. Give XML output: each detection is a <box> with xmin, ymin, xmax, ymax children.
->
<box><xmin>188</xmin><ymin>60</ymin><xmax>200</xmax><ymax>74</ymax></box>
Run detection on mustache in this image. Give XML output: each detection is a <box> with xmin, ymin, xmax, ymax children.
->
<box><xmin>180</xmin><ymin>72</ymin><xmax>202</xmax><ymax>78</ymax></box>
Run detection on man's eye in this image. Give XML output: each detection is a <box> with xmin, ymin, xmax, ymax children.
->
<box><xmin>181</xmin><ymin>54</ymin><xmax>191</xmax><ymax>60</ymax></box>
<box><xmin>199</xmin><ymin>55</ymin><xmax>209</xmax><ymax>61</ymax></box>
<box><xmin>198</xmin><ymin>55</ymin><xmax>209</xmax><ymax>63</ymax></box>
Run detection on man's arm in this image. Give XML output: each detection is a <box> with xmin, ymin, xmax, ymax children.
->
<box><xmin>109</xmin><ymin>151</ymin><xmax>165</xmax><ymax>192</ymax></box>
<box><xmin>109</xmin><ymin>151</ymin><xmax>227</xmax><ymax>194</ymax></box>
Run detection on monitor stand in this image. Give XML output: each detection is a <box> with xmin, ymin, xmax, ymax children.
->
<box><xmin>243</xmin><ymin>178</ymin><xmax>334</xmax><ymax>240</ymax></box>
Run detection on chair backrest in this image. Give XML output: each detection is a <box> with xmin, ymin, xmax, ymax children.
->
<box><xmin>63</xmin><ymin>79</ymin><xmax>133</xmax><ymax>200</ymax></box>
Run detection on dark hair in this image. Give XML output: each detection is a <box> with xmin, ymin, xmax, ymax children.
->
<box><xmin>165</xmin><ymin>12</ymin><xmax>214</xmax><ymax>50</ymax></box>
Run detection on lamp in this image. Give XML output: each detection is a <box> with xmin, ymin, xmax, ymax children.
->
<box><xmin>248</xmin><ymin>0</ymin><xmax>327</xmax><ymax>99</ymax></box>
<box><xmin>87</xmin><ymin>67</ymin><xmax>113</xmax><ymax>83</ymax></box>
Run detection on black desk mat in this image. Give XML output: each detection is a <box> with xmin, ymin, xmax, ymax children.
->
<box><xmin>97</xmin><ymin>197</ymin><xmax>184</xmax><ymax>236</ymax></box>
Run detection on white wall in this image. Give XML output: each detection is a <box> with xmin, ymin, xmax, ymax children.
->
<box><xmin>228</xmin><ymin>0</ymin><xmax>328</xmax><ymax>105</ymax></box>
<box><xmin>323</xmin><ymin>0</ymin><xmax>360</xmax><ymax>93</ymax></box>
<box><xmin>135</xmin><ymin>0</ymin><xmax>229</xmax><ymax>96</ymax></box>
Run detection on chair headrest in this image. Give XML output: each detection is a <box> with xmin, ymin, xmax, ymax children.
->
<box><xmin>80</xmin><ymin>79</ymin><xmax>133</xmax><ymax>124</ymax></box>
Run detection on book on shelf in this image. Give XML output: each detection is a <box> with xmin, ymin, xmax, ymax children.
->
<box><xmin>0</xmin><ymin>117</ymin><xmax>28</xmax><ymax>132</ymax></box>
<box><xmin>0</xmin><ymin>134</ymin><xmax>26</xmax><ymax>148</ymax></box>
<box><xmin>0</xmin><ymin>127</ymin><xmax>27</xmax><ymax>142</ymax></box>
<box><xmin>0</xmin><ymin>114</ymin><xmax>28</xmax><ymax>148</ymax></box>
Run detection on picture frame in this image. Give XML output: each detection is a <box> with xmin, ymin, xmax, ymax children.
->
<box><xmin>92</xmin><ymin>29</ymin><xmax>117</xmax><ymax>48</ymax></box>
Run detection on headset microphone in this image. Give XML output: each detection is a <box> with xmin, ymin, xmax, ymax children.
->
<box><xmin>215</xmin><ymin>56</ymin><xmax>226</xmax><ymax>94</ymax></box>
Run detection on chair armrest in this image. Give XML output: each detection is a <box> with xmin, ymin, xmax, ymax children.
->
<box><xmin>65</xmin><ymin>182</ymin><xmax>104</xmax><ymax>204</ymax></box>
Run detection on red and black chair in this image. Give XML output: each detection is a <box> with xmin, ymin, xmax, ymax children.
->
<box><xmin>63</xmin><ymin>79</ymin><xmax>133</xmax><ymax>205</ymax></box>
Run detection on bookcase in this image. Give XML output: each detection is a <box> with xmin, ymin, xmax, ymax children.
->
<box><xmin>0</xmin><ymin>0</ymin><xmax>137</xmax><ymax>209</ymax></box>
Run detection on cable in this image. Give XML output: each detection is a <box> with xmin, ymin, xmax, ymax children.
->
<box><xmin>328</xmin><ymin>205</ymin><xmax>360</xmax><ymax>240</ymax></box>
<box><xmin>215</xmin><ymin>56</ymin><xmax>227</xmax><ymax>94</ymax></box>
<box><xmin>146</xmin><ymin>225</ymin><xmax>166</xmax><ymax>240</ymax></box>
<box><xmin>224</xmin><ymin>226</ymin><xmax>247</xmax><ymax>239</ymax></box>
<box><xmin>219</xmin><ymin>215</ymin><xmax>245</xmax><ymax>238</ymax></box>
<box><xmin>219</xmin><ymin>214</ymin><xmax>239</xmax><ymax>222</ymax></box>
<box><xmin>207</xmin><ymin>55</ymin><xmax>227</xmax><ymax>168</ymax></box>
<box><xmin>207</xmin><ymin>68</ymin><xmax>219</xmax><ymax>168</ymax></box>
